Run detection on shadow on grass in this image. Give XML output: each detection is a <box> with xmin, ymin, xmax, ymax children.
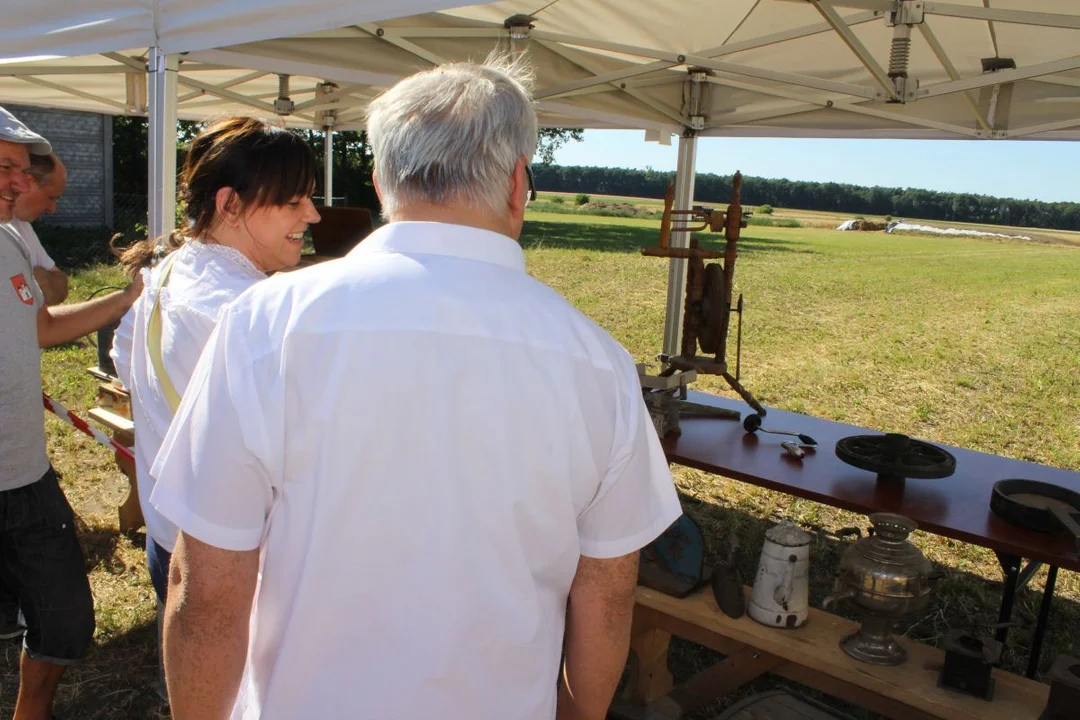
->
<box><xmin>652</xmin><ymin>490</ymin><xmax>1077</xmax><ymax>719</ymax></box>
<box><xmin>521</xmin><ymin>221</ymin><xmax>819</xmax><ymax>257</ymax></box>
<box><xmin>0</xmin><ymin>575</ymin><xmax>163</xmax><ymax>720</ymax></box>
<box><xmin>77</xmin><ymin>523</ymin><xmax>144</xmax><ymax>577</ymax></box>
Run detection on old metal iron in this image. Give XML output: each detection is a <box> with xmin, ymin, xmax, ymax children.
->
<box><xmin>937</xmin><ymin>630</ymin><xmax>1002</xmax><ymax>700</ymax></box>
<box><xmin>823</xmin><ymin>513</ymin><xmax>938</xmax><ymax>665</ymax></box>
<box><xmin>638</xmin><ymin>172</ymin><xmax>766</xmax><ymax>437</ymax></box>
<box><xmin>835</xmin><ymin>433</ymin><xmax>956</xmax><ymax>482</ymax></box>
<box><xmin>1041</xmin><ymin>654</ymin><xmax>1080</xmax><ymax>720</ymax></box>
<box><xmin>748</xmin><ymin>521</ymin><xmax>811</xmax><ymax>629</ymax></box>
<box><xmin>991</xmin><ymin>479</ymin><xmax>1080</xmax><ymax>554</ymax></box>
<box><xmin>638</xmin><ymin>513</ymin><xmax>706</xmax><ymax>598</ymax></box>
<box><xmin>711</xmin><ymin>532</ymin><xmax>746</xmax><ymax>619</ymax></box>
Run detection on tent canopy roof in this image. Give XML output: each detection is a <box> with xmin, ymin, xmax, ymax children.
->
<box><xmin>4</xmin><ymin>0</ymin><xmax>1080</xmax><ymax>140</ymax></box>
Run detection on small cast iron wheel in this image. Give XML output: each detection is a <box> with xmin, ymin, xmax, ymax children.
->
<box><xmin>697</xmin><ymin>262</ymin><xmax>727</xmax><ymax>355</ymax></box>
<box><xmin>743</xmin><ymin>414</ymin><xmax>763</xmax><ymax>433</ymax></box>
<box><xmin>835</xmin><ymin>433</ymin><xmax>956</xmax><ymax>480</ymax></box>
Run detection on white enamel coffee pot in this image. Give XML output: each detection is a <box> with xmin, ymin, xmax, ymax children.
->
<box><xmin>747</xmin><ymin>521</ymin><xmax>811</xmax><ymax>629</ymax></box>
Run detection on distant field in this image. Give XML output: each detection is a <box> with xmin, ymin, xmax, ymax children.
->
<box><xmin>13</xmin><ymin>210</ymin><xmax>1080</xmax><ymax>719</ymax></box>
<box><xmin>540</xmin><ymin>190</ymin><xmax>1080</xmax><ymax>246</ymax></box>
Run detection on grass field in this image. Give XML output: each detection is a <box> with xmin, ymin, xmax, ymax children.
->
<box><xmin>7</xmin><ymin>209</ymin><xmax>1078</xmax><ymax>718</ymax></box>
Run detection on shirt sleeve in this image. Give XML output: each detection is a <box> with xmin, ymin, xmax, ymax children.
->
<box><xmin>109</xmin><ymin>269</ymin><xmax>147</xmax><ymax>388</ymax></box>
<box><xmin>149</xmin><ymin>306</ymin><xmax>283</xmax><ymax>551</ymax></box>
<box><xmin>576</xmin><ymin>353</ymin><xmax>683</xmax><ymax>559</ymax></box>
<box><xmin>22</xmin><ymin>224</ymin><xmax>55</xmax><ymax>269</ymax></box>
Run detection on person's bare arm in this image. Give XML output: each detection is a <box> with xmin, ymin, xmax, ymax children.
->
<box><xmin>32</xmin><ymin>265</ymin><xmax>68</xmax><ymax>305</ymax></box>
<box><xmin>557</xmin><ymin>552</ymin><xmax>639</xmax><ymax>720</ymax></box>
<box><xmin>163</xmin><ymin>532</ymin><xmax>259</xmax><ymax>720</ymax></box>
<box><xmin>36</xmin><ymin>274</ymin><xmax>141</xmax><ymax>348</ymax></box>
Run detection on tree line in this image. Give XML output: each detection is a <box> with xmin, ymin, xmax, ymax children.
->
<box><xmin>110</xmin><ymin>116</ymin><xmax>1076</xmax><ymax>231</ymax></box>
<box><xmin>112</xmin><ymin>119</ymin><xmax>580</xmax><ymax>216</ymax></box>
<box><xmin>532</xmin><ymin>165</ymin><xmax>1080</xmax><ymax>231</ymax></box>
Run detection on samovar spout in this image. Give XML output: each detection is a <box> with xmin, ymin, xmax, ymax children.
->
<box><xmin>822</xmin><ymin>587</ymin><xmax>856</xmax><ymax>611</ymax></box>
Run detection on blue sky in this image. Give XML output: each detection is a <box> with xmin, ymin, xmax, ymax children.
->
<box><xmin>550</xmin><ymin>130</ymin><xmax>1077</xmax><ymax>203</ymax></box>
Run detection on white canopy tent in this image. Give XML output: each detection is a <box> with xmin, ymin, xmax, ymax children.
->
<box><xmin>3</xmin><ymin>0</ymin><xmax>1080</xmax><ymax>353</ymax></box>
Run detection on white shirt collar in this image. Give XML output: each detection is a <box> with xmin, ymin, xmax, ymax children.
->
<box><xmin>187</xmin><ymin>238</ymin><xmax>266</xmax><ymax>279</ymax></box>
<box><xmin>349</xmin><ymin>222</ymin><xmax>525</xmax><ymax>273</ymax></box>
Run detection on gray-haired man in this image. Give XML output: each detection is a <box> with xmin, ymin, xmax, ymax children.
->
<box><xmin>5</xmin><ymin>152</ymin><xmax>70</xmax><ymax>305</ymax></box>
<box><xmin>152</xmin><ymin>56</ymin><xmax>682</xmax><ymax>720</ymax></box>
<box><xmin>1</xmin><ymin>104</ymin><xmax>141</xmax><ymax>720</ymax></box>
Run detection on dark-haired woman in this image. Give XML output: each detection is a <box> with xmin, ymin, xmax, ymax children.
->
<box><xmin>110</xmin><ymin>117</ymin><xmax>320</xmax><ymax>606</ymax></box>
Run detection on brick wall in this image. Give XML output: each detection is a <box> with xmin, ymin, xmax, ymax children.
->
<box><xmin>5</xmin><ymin>104</ymin><xmax>112</xmax><ymax>228</ymax></box>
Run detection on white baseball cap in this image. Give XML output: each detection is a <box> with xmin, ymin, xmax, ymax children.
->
<box><xmin>0</xmin><ymin>105</ymin><xmax>52</xmax><ymax>155</ymax></box>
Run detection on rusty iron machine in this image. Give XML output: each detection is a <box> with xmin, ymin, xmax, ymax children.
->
<box><xmin>638</xmin><ymin>171</ymin><xmax>767</xmax><ymax>438</ymax></box>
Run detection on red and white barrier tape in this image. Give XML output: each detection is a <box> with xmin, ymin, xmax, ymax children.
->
<box><xmin>42</xmin><ymin>392</ymin><xmax>135</xmax><ymax>464</ymax></box>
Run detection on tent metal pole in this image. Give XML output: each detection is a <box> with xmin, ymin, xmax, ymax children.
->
<box><xmin>323</xmin><ymin>127</ymin><xmax>333</xmax><ymax>206</ymax></box>
<box><xmin>661</xmin><ymin>132</ymin><xmax>698</xmax><ymax>357</ymax></box>
<box><xmin>148</xmin><ymin>47</ymin><xmax>178</xmax><ymax>243</ymax></box>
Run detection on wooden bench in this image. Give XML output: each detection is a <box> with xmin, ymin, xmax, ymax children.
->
<box><xmin>86</xmin><ymin>405</ymin><xmax>143</xmax><ymax>532</ymax></box>
<box><xmin>85</xmin><ymin>369</ymin><xmax>143</xmax><ymax>532</ymax></box>
<box><xmin>622</xmin><ymin>586</ymin><xmax>1049</xmax><ymax>720</ymax></box>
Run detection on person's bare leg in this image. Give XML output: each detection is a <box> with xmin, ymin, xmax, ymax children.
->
<box><xmin>13</xmin><ymin>651</ymin><xmax>65</xmax><ymax>720</ymax></box>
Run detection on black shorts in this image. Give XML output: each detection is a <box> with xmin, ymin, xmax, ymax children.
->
<box><xmin>0</xmin><ymin>467</ymin><xmax>95</xmax><ymax>664</ymax></box>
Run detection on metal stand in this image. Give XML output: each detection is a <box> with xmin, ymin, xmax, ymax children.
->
<box><xmin>661</xmin><ymin>133</ymin><xmax>699</xmax><ymax>358</ymax></box>
<box><xmin>148</xmin><ymin>47</ymin><xmax>179</xmax><ymax>243</ymax></box>
<box><xmin>1029</xmin><ymin>565</ymin><xmax>1058</xmax><ymax>678</ymax></box>
<box><xmin>638</xmin><ymin>365</ymin><xmax>739</xmax><ymax>438</ymax></box>
<box><xmin>993</xmin><ymin>551</ymin><xmax>1059</xmax><ymax>678</ymax></box>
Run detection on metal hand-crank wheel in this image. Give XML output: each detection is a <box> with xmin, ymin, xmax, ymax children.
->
<box><xmin>836</xmin><ymin>433</ymin><xmax>956</xmax><ymax>481</ymax></box>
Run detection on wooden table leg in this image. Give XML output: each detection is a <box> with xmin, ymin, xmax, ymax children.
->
<box><xmin>112</xmin><ymin>430</ymin><xmax>144</xmax><ymax>532</ymax></box>
<box><xmin>625</xmin><ymin>621</ymin><xmax>675</xmax><ymax>705</ymax></box>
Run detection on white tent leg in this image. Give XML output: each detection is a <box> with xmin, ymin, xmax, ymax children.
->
<box><xmin>323</xmin><ymin>127</ymin><xmax>333</xmax><ymax>206</ymax></box>
<box><xmin>661</xmin><ymin>133</ymin><xmax>699</xmax><ymax>357</ymax></box>
<box><xmin>148</xmin><ymin>48</ymin><xmax>178</xmax><ymax>242</ymax></box>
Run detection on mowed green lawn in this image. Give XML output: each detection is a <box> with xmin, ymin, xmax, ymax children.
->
<box><xmin>9</xmin><ymin>213</ymin><xmax>1078</xmax><ymax>718</ymax></box>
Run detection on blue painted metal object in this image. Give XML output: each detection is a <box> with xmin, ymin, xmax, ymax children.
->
<box><xmin>639</xmin><ymin>513</ymin><xmax>706</xmax><ymax>598</ymax></box>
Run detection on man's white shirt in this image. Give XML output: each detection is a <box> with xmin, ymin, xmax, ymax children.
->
<box><xmin>151</xmin><ymin>221</ymin><xmax>682</xmax><ymax>720</ymax></box>
<box><xmin>111</xmin><ymin>240</ymin><xmax>266</xmax><ymax>552</ymax></box>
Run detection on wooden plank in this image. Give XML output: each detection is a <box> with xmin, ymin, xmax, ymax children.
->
<box><xmin>635</xmin><ymin>586</ymin><xmax>1048</xmax><ymax>720</ymax></box>
<box><xmin>88</xmin><ymin>407</ymin><xmax>134</xmax><ymax>435</ymax></box>
<box><xmin>625</xmin><ymin>619</ymin><xmax>675</xmax><ymax>705</ymax></box>
<box><xmin>88</xmin><ymin>406</ymin><xmax>143</xmax><ymax>532</ymax></box>
<box><xmin>112</xmin><ymin>445</ymin><xmax>144</xmax><ymax>532</ymax></box>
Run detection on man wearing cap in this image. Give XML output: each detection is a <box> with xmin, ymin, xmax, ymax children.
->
<box><xmin>4</xmin><ymin>152</ymin><xmax>70</xmax><ymax>305</ymax></box>
<box><xmin>1</xmin><ymin>104</ymin><xmax>142</xmax><ymax>720</ymax></box>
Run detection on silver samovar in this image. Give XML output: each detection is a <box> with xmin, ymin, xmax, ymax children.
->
<box><xmin>823</xmin><ymin>513</ymin><xmax>937</xmax><ymax>666</ymax></box>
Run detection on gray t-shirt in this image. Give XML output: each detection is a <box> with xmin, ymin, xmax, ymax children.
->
<box><xmin>1</xmin><ymin>224</ymin><xmax>49</xmax><ymax>490</ymax></box>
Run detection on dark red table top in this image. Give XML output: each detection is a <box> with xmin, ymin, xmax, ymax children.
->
<box><xmin>663</xmin><ymin>392</ymin><xmax>1080</xmax><ymax>572</ymax></box>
